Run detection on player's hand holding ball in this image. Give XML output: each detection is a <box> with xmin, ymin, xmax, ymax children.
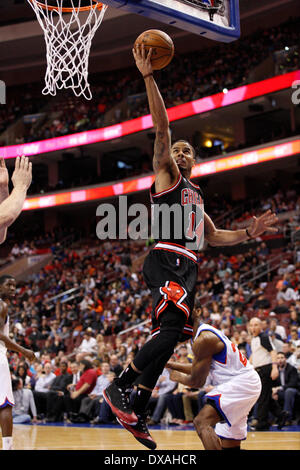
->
<box><xmin>12</xmin><ymin>155</ymin><xmax>32</xmax><ymax>192</ymax></box>
<box><xmin>133</xmin><ymin>30</ymin><xmax>174</xmax><ymax>73</ymax></box>
<box><xmin>133</xmin><ymin>43</ymin><xmax>153</xmax><ymax>78</ymax></box>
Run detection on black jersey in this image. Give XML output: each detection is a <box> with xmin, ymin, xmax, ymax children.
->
<box><xmin>150</xmin><ymin>172</ymin><xmax>204</xmax><ymax>254</ymax></box>
<box><xmin>143</xmin><ymin>172</ymin><xmax>204</xmax><ymax>342</ymax></box>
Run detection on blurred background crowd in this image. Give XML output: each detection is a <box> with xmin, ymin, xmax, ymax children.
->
<box><xmin>5</xmin><ymin>195</ymin><xmax>300</xmax><ymax>427</ymax></box>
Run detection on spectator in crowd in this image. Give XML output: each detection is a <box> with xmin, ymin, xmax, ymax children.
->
<box><xmin>272</xmin><ymin>298</ymin><xmax>290</xmax><ymax>315</ymax></box>
<box><xmin>277</xmin><ymin>260</ymin><xmax>296</xmax><ymax>277</ymax></box>
<box><xmin>15</xmin><ymin>363</ymin><xmax>34</xmax><ymax>389</ymax></box>
<box><xmin>164</xmin><ymin>381</ymin><xmax>186</xmax><ymax>426</ymax></box>
<box><xmin>287</xmin><ymin>345</ymin><xmax>300</xmax><ymax>375</ymax></box>
<box><xmin>65</xmin><ymin>359</ymin><xmax>98</xmax><ymax>420</ymax></box>
<box><xmin>271</xmin><ymin>352</ymin><xmax>299</xmax><ymax>427</ymax></box>
<box><xmin>45</xmin><ymin>361</ymin><xmax>72</xmax><ymax>422</ymax></box>
<box><xmin>269</xmin><ymin>330</ymin><xmax>284</xmax><ymax>353</ymax></box>
<box><xmin>232</xmin><ymin>307</ymin><xmax>248</xmax><ymax>327</ymax></box>
<box><xmin>181</xmin><ymin>387</ymin><xmax>200</xmax><ymax>424</ymax></box>
<box><xmin>276</xmin><ymin>281</ymin><xmax>298</xmax><ymax>303</ymax></box>
<box><xmin>287</xmin><ymin>327</ymin><xmax>300</xmax><ymax>348</ymax></box>
<box><xmin>49</xmin><ymin>335</ymin><xmax>66</xmax><ymax>356</ymax></box>
<box><xmin>269</xmin><ymin>315</ymin><xmax>287</xmax><ymax>341</ymax></box>
<box><xmin>74</xmin><ymin>362</ymin><xmax>111</xmax><ymax>423</ymax></box>
<box><xmin>28</xmin><ymin>326</ymin><xmax>43</xmax><ymax>352</ymax></box>
<box><xmin>289</xmin><ymin>305</ymin><xmax>300</xmax><ymax>328</ymax></box>
<box><xmin>33</xmin><ymin>362</ymin><xmax>56</xmax><ymax>418</ymax></box>
<box><xmin>249</xmin><ymin>317</ymin><xmax>280</xmax><ymax>431</ymax></box>
<box><xmin>237</xmin><ymin>330</ymin><xmax>252</xmax><ymax>358</ymax></box>
<box><xmin>12</xmin><ymin>378</ymin><xmax>39</xmax><ymax>425</ymax></box>
<box><xmin>253</xmin><ymin>292</ymin><xmax>271</xmax><ymax>311</ymax></box>
<box><xmin>76</xmin><ymin>328</ymin><xmax>97</xmax><ymax>358</ymax></box>
<box><xmin>92</xmin><ymin>372</ymin><xmax>117</xmax><ymax>424</ymax></box>
<box><xmin>148</xmin><ymin>368</ymin><xmax>177</xmax><ymax>426</ymax></box>
<box><xmin>281</xmin><ymin>342</ymin><xmax>294</xmax><ymax>359</ymax></box>
<box><xmin>109</xmin><ymin>355</ymin><xmax>123</xmax><ymax>377</ymax></box>
<box><xmin>180</xmin><ymin>373</ymin><xmax>215</xmax><ymax>424</ymax></box>
<box><xmin>163</xmin><ymin>357</ymin><xmax>191</xmax><ymax>425</ymax></box>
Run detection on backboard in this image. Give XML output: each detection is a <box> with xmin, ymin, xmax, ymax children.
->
<box><xmin>105</xmin><ymin>0</ymin><xmax>240</xmax><ymax>42</ymax></box>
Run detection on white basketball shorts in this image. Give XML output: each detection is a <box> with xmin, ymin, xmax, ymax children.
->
<box><xmin>0</xmin><ymin>353</ymin><xmax>14</xmax><ymax>408</ymax></box>
<box><xmin>205</xmin><ymin>369</ymin><xmax>261</xmax><ymax>441</ymax></box>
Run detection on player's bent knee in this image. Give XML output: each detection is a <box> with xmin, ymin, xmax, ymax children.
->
<box><xmin>193</xmin><ymin>416</ymin><xmax>211</xmax><ymax>437</ymax></box>
<box><xmin>194</xmin><ymin>404</ymin><xmax>220</xmax><ymax>429</ymax></box>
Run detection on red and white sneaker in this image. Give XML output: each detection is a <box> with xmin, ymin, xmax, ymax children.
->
<box><xmin>103</xmin><ymin>381</ymin><xmax>137</xmax><ymax>425</ymax></box>
<box><xmin>117</xmin><ymin>414</ymin><xmax>157</xmax><ymax>450</ymax></box>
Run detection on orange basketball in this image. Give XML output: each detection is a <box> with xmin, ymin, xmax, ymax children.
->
<box><xmin>134</xmin><ymin>30</ymin><xmax>174</xmax><ymax>70</ymax></box>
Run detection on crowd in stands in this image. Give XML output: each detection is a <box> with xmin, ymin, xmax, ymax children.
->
<box><xmin>125</xmin><ymin>19</ymin><xmax>300</xmax><ymax>121</ymax></box>
<box><xmin>0</xmin><ymin>226</ymin><xmax>83</xmax><ymax>265</ymax></box>
<box><xmin>5</xmin><ymin>208</ymin><xmax>300</xmax><ymax>427</ymax></box>
<box><xmin>1</xmin><ymin>16</ymin><xmax>299</xmax><ymax>148</ymax></box>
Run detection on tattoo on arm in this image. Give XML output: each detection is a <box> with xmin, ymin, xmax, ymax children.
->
<box><xmin>153</xmin><ymin>131</ymin><xmax>167</xmax><ymax>171</ymax></box>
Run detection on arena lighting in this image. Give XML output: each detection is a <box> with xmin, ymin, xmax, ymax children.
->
<box><xmin>23</xmin><ymin>138</ymin><xmax>300</xmax><ymax>211</ymax></box>
<box><xmin>204</xmin><ymin>139</ymin><xmax>213</xmax><ymax>148</ymax></box>
<box><xmin>1</xmin><ymin>70</ymin><xmax>300</xmax><ymax>159</ymax></box>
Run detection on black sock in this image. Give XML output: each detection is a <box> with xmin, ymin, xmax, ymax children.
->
<box><xmin>133</xmin><ymin>387</ymin><xmax>152</xmax><ymax>416</ymax></box>
<box><xmin>114</xmin><ymin>363</ymin><xmax>140</xmax><ymax>389</ymax></box>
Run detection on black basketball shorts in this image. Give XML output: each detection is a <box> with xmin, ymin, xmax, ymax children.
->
<box><xmin>143</xmin><ymin>242</ymin><xmax>198</xmax><ymax>342</ymax></box>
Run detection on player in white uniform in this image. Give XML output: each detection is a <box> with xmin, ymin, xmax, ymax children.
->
<box><xmin>0</xmin><ymin>275</ymin><xmax>35</xmax><ymax>450</ymax></box>
<box><xmin>0</xmin><ymin>156</ymin><xmax>34</xmax><ymax>450</ymax></box>
<box><xmin>167</xmin><ymin>313</ymin><xmax>261</xmax><ymax>450</ymax></box>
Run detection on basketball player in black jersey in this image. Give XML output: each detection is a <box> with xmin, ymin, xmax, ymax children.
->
<box><xmin>103</xmin><ymin>44</ymin><xmax>279</xmax><ymax>450</ymax></box>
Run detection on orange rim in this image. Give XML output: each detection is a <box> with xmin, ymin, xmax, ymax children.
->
<box><xmin>29</xmin><ymin>0</ymin><xmax>104</xmax><ymax>12</ymax></box>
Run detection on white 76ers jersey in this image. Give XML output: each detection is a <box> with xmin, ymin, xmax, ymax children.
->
<box><xmin>0</xmin><ymin>314</ymin><xmax>9</xmax><ymax>355</ymax></box>
<box><xmin>194</xmin><ymin>323</ymin><xmax>254</xmax><ymax>386</ymax></box>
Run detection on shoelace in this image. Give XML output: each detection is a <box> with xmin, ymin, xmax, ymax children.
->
<box><xmin>137</xmin><ymin>415</ymin><xmax>150</xmax><ymax>433</ymax></box>
<box><xmin>119</xmin><ymin>388</ymin><xmax>131</xmax><ymax>411</ymax></box>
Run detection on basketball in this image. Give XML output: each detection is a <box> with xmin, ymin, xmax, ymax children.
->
<box><xmin>134</xmin><ymin>30</ymin><xmax>174</xmax><ymax>70</ymax></box>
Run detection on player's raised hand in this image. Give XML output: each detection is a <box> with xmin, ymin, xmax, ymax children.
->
<box><xmin>11</xmin><ymin>155</ymin><xmax>32</xmax><ymax>192</ymax></box>
<box><xmin>132</xmin><ymin>43</ymin><xmax>153</xmax><ymax>77</ymax></box>
<box><xmin>0</xmin><ymin>158</ymin><xmax>9</xmax><ymax>189</ymax></box>
<box><xmin>247</xmin><ymin>209</ymin><xmax>279</xmax><ymax>238</ymax></box>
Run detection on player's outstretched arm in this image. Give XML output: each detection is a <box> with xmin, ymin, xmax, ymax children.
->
<box><xmin>204</xmin><ymin>210</ymin><xmax>279</xmax><ymax>246</ymax></box>
<box><xmin>0</xmin><ymin>156</ymin><xmax>32</xmax><ymax>242</ymax></box>
<box><xmin>0</xmin><ymin>332</ymin><xmax>35</xmax><ymax>362</ymax></box>
<box><xmin>167</xmin><ymin>361</ymin><xmax>193</xmax><ymax>375</ymax></box>
<box><xmin>169</xmin><ymin>331</ymin><xmax>223</xmax><ymax>388</ymax></box>
<box><xmin>0</xmin><ymin>158</ymin><xmax>10</xmax><ymax>244</ymax></box>
<box><xmin>168</xmin><ymin>356</ymin><xmax>212</xmax><ymax>389</ymax></box>
<box><xmin>132</xmin><ymin>45</ymin><xmax>178</xmax><ymax>178</ymax></box>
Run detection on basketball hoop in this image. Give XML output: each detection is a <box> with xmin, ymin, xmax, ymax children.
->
<box><xmin>27</xmin><ymin>0</ymin><xmax>108</xmax><ymax>100</ymax></box>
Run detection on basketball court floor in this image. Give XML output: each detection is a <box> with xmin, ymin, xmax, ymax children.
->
<box><xmin>10</xmin><ymin>421</ymin><xmax>300</xmax><ymax>451</ymax></box>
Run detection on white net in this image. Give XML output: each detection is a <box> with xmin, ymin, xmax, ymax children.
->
<box><xmin>27</xmin><ymin>0</ymin><xmax>108</xmax><ymax>100</ymax></box>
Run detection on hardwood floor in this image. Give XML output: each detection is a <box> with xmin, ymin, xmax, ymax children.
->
<box><xmin>7</xmin><ymin>423</ymin><xmax>300</xmax><ymax>451</ymax></box>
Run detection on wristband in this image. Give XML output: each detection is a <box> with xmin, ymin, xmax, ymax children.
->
<box><xmin>245</xmin><ymin>228</ymin><xmax>254</xmax><ymax>239</ymax></box>
<box><xmin>272</xmin><ymin>362</ymin><xmax>278</xmax><ymax>365</ymax></box>
<box><xmin>143</xmin><ymin>73</ymin><xmax>153</xmax><ymax>79</ymax></box>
